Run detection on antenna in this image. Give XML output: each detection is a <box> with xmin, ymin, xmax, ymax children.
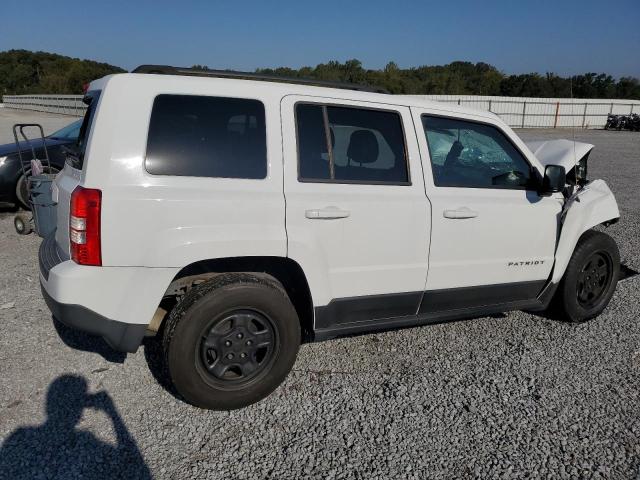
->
<box><xmin>570</xmin><ymin>75</ymin><xmax>578</xmax><ymax>174</ymax></box>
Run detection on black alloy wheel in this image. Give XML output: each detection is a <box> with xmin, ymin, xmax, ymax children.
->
<box><xmin>198</xmin><ymin>309</ymin><xmax>277</xmax><ymax>387</ymax></box>
<box><xmin>552</xmin><ymin>230</ymin><xmax>620</xmax><ymax>323</ymax></box>
<box><xmin>163</xmin><ymin>272</ymin><xmax>301</xmax><ymax>410</ymax></box>
<box><xmin>576</xmin><ymin>251</ymin><xmax>613</xmax><ymax>309</ymax></box>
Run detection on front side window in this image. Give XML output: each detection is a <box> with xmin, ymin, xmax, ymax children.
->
<box><xmin>296</xmin><ymin>104</ymin><xmax>409</xmax><ymax>184</ymax></box>
<box><xmin>422</xmin><ymin>115</ymin><xmax>532</xmax><ymax>189</ymax></box>
<box><xmin>145</xmin><ymin>95</ymin><xmax>267</xmax><ymax>179</ymax></box>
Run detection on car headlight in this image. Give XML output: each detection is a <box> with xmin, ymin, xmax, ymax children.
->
<box><xmin>576</xmin><ymin>156</ymin><xmax>588</xmax><ymax>185</ymax></box>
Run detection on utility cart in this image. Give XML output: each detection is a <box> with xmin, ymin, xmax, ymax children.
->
<box><xmin>12</xmin><ymin>124</ymin><xmax>57</xmax><ymax>237</ymax></box>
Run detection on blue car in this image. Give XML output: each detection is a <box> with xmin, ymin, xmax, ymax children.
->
<box><xmin>0</xmin><ymin>120</ymin><xmax>82</xmax><ymax>208</ymax></box>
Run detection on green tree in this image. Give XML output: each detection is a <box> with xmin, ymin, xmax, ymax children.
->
<box><xmin>0</xmin><ymin>49</ymin><xmax>124</xmax><ymax>95</ymax></box>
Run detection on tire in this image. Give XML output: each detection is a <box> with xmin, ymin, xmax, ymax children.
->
<box><xmin>14</xmin><ymin>214</ymin><xmax>32</xmax><ymax>235</ymax></box>
<box><xmin>554</xmin><ymin>230</ymin><xmax>620</xmax><ymax>322</ymax></box>
<box><xmin>162</xmin><ymin>273</ymin><xmax>301</xmax><ymax>410</ymax></box>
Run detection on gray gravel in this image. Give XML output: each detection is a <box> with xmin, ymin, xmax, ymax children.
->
<box><xmin>0</xmin><ymin>126</ymin><xmax>639</xmax><ymax>479</ymax></box>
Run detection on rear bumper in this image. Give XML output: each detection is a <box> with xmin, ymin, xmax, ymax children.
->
<box><xmin>40</xmin><ymin>283</ymin><xmax>146</xmax><ymax>353</ymax></box>
<box><xmin>38</xmin><ymin>232</ymin><xmax>179</xmax><ymax>353</ymax></box>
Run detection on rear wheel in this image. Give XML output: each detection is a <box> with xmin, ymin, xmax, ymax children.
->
<box><xmin>162</xmin><ymin>273</ymin><xmax>301</xmax><ymax>410</ymax></box>
<box><xmin>554</xmin><ymin>230</ymin><xmax>619</xmax><ymax>322</ymax></box>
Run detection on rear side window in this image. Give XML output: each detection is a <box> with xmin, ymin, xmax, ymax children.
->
<box><xmin>296</xmin><ymin>103</ymin><xmax>409</xmax><ymax>184</ymax></box>
<box><xmin>145</xmin><ymin>95</ymin><xmax>267</xmax><ymax>179</ymax></box>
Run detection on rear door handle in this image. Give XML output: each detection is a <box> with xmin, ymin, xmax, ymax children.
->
<box><xmin>443</xmin><ymin>207</ymin><xmax>478</xmax><ymax>219</ymax></box>
<box><xmin>305</xmin><ymin>207</ymin><xmax>350</xmax><ymax>219</ymax></box>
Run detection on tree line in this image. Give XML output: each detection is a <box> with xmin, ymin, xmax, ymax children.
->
<box><xmin>256</xmin><ymin>60</ymin><xmax>640</xmax><ymax>99</ymax></box>
<box><xmin>1</xmin><ymin>50</ymin><xmax>638</xmax><ymax>99</ymax></box>
<box><xmin>0</xmin><ymin>50</ymin><xmax>124</xmax><ymax>96</ymax></box>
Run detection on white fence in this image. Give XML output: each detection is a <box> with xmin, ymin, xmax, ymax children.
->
<box><xmin>2</xmin><ymin>95</ymin><xmax>86</xmax><ymax>116</ymax></box>
<box><xmin>405</xmin><ymin>95</ymin><xmax>640</xmax><ymax>129</ymax></box>
<box><xmin>3</xmin><ymin>93</ymin><xmax>640</xmax><ymax>128</ymax></box>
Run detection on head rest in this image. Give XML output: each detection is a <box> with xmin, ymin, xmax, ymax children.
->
<box><xmin>449</xmin><ymin>140</ymin><xmax>463</xmax><ymax>156</ymax></box>
<box><xmin>347</xmin><ymin>130</ymin><xmax>379</xmax><ymax>164</ymax></box>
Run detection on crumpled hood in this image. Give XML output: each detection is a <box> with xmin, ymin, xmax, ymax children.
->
<box><xmin>525</xmin><ymin>139</ymin><xmax>594</xmax><ymax>171</ymax></box>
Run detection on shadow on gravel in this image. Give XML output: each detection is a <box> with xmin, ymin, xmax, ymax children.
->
<box><xmin>0</xmin><ymin>375</ymin><xmax>152</xmax><ymax>479</ymax></box>
<box><xmin>52</xmin><ymin>317</ymin><xmax>126</xmax><ymax>363</ymax></box>
<box><xmin>142</xmin><ymin>337</ymin><xmax>182</xmax><ymax>402</ymax></box>
<box><xmin>620</xmin><ymin>263</ymin><xmax>639</xmax><ymax>282</ymax></box>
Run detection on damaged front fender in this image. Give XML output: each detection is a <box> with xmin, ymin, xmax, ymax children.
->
<box><xmin>551</xmin><ymin>179</ymin><xmax>620</xmax><ymax>284</ymax></box>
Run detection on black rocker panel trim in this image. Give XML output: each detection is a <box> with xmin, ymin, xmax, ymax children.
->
<box><xmin>313</xmin><ymin>291</ymin><xmax>423</xmax><ymax>330</ymax></box>
<box><xmin>418</xmin><ymin>280</ymin><xmax>546</xmax><ymax>314</ymax></box>
<box><xmin>313</xmin><ymin>280</ymin><xmax>547</xmax><ymax>334</ymax></box>
<box><xmin>313</xmin><ymin>298</ymin><xmax>542</xmax><ymax>342</ymax></box>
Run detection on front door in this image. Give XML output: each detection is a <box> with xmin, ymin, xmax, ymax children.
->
<box><xmin>412</xmin><ymin>109</ymin><xmax>562</xmax><ymax>311</ymax></box>
<box><xmin>281</xmin><ymin>95</ymin><xmax>431</xmax><ymax>330</ymax></box>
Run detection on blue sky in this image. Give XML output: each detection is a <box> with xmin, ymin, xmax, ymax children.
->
<box><xmin>1</xmin><ymin>0</ymin><xmax>638</xmax><ymax>77</ymax></box>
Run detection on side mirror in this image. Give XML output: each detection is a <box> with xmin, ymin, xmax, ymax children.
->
<box><xmin>541</xmin><ymin>165</ymin><xmax>566</xmax><ymax>194</ymax></box>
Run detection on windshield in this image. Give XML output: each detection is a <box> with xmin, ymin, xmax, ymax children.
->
<box><xmin>49</xmin><ymin>120</ymin><xmax>82</xmax><ymax>140</ymax></box>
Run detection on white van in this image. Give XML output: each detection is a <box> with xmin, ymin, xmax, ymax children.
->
<box><xmin>39</xmin><ymin>65</ymin><xmax>621</xmax><ymax>410</ymax></box>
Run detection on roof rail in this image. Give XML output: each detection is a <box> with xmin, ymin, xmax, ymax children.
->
<box><xmin>131</xmin><ymin>65</ymin><xmax>389</xmax><ymax>94</ymax></box>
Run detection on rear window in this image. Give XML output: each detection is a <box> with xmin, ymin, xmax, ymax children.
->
<box><xmin>145</xmin><ymin>94</ymin><xmax>267</xmax><ymax>179</ymax></box>
<box><xmin>66</xmin><ymin>91</ymin><xmax>100</xmax><ymax>169</ymax></box>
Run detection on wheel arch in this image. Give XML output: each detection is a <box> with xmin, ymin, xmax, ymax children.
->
<box><xmin>551</xmin><ymin>179</ymin><xmax>620</xmax><ymax>284</ymax></box>
<box><xmin>155</xmin><ymin>256</ymin><xmax>315</xmax><ymax>341</ymax></box>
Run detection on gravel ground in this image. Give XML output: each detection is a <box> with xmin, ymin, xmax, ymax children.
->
<box><xmin>0</xmin><ymin>126</ymin><xmax>639</xmax><ymax>479</ymax></box>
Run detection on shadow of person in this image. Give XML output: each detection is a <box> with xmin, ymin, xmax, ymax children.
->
<box><xmin>0</xmin><ymin>375</ymin><xmax>152</xmax><ymax>479</ymax></box>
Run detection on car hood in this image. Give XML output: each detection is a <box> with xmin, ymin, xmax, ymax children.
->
<box><xmin>525</xmin><ymin>139</ymin><xmax>594</xmax><ymax>171</ymax></box>
<box><xmin>0</xmin><ymin>137</ymin><xmax>73</xmax><ymax>157</ymax></box>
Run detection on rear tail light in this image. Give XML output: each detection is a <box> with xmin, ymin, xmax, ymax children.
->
<box><xmin>70</xmin><ymin>186</ymin><xmax>101</xmax><ymax>266</ymax></box>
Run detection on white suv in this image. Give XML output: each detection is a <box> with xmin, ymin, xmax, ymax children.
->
<box><xmin>39</xmin><ymin>65</ymin><xmax>621</xmax><ymax>410</ymax></box>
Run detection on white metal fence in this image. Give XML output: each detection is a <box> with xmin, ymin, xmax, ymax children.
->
<box><xmin>1</xmin><ymin>95</ymin><xmax>86</xmax><ymax>116</ymax></box>
<box><xmin>3</xmin><ymin>93</ymin><xmax>640</xmax><ymax>128</ymax></box>
<box><xmin>405</xmin><ymin>95</ymin><xmax>640</xmax><ymax>129</ymax></box>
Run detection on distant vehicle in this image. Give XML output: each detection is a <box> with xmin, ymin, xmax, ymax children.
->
<box><xmin>0</xmin><ymin>120</ymin><xmax>82</xmax><ymax>208</ymax></box>
<box><xmin>40</xmin><ymin>66</ymin><xmax>621</xmax><ymax>410</ymax></box>
<box><xmin>604</xmin><ymin>113</ymin><xmax>640</xmax><ymax>132</ymax></box>
<box><xmin>604</xmin><ymin>114</ymin><xmax>622</xmax><ymax>130</ymax></box>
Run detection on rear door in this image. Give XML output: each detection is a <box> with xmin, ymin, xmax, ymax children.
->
<box><xmin>281</xmin><ymin>95</ymin><xmax>431</xmax><ymax>330</ymax></box>
<box><xmin>53</xmin><ymin>91</ymin><xmax>100</xmax><ymax>256</ymax></box>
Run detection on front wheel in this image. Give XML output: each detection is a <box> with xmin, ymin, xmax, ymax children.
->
<box><xmin>554</xmin><ymin>230</ymin><xmax>620</xmax><ymax>322</ymax></box>
<box><xmin>162</xmin><ymin>273</ymin><xmax>301</xmax><ymax>410</ymax></box>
